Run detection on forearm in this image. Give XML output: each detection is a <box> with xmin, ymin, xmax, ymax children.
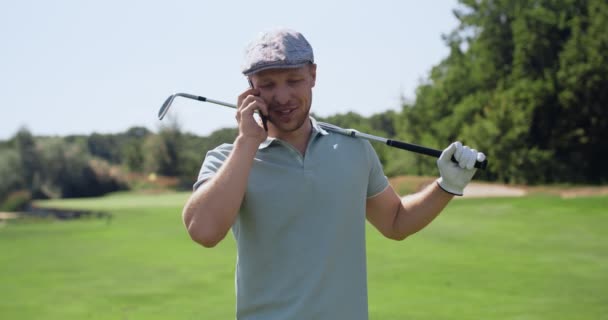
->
<box><xmin>393</xmin><ymin>181</ymin><xmax>454</xmax><ymax>239</ymax></box>
<box><xmin>183</xmin><ymin>136</ymin><xmax>259</xmax><ymax>247</ymax></box>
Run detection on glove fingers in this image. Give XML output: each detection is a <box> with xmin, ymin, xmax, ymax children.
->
<box><xmin>455</xmin><ymin>142</ymin><xmax>463</xmax><ymax>159</ymax></box>
<box><xmin>458</xmin><ymin>146</ymin><xmax>471</xmax><ymax>168</ymax></box>
<box><xmin>465</xmin><ymin>149</ymin><xmax>478</xmax><ymax>170</ymax></box>
<box><xmin>439</xmin><ymin>141</ymin><xmax>459</xmax><ymax>162</ymax></box>
<box><xmin>453</xmin><ymin>142</ymin><xmax>463</xmax><ymax>164</ymax></box>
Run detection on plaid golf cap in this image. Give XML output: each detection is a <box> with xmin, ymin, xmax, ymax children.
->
<box><xmin>241</xmin><ymin>28</ymin><xmax>314</xmax><ymax>76</ymax></box>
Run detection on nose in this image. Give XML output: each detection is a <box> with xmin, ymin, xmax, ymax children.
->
<box><xmin>272</xmin><ymin>84</ymin><xmax>291</xmax><ymax>106</ymax></box>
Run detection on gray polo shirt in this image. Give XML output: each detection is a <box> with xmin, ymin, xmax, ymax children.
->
<box><xmin>195</xmin><ymin>117</ymin><xmax>389</xmax><ymax>320</ymax></box>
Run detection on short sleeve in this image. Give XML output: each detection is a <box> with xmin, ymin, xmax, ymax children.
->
<box><xmin>364</xmin><ymin>141</ymin><xmax>389</xmax><ymax>198</ymax></box>
<box><xmin>193</xmin><ymin>143</ymin><xmax>234</xmax><ymax>190</ymax></box>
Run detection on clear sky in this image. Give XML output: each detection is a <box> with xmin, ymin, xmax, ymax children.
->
<box><xmin>1</xmin><ymin>0</ymin><xmax>460</xmax><ymax>139</ymax></box>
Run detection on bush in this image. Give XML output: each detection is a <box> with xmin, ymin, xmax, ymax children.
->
<box><xmin>37</xmin><ymin>139</ymin><xmax>128</xmax><ymax>198</ymax></box>
<box><xmin>0</xmin><ymin>190</ymin><xmax>31</xmax><ymax>212</ymax></box>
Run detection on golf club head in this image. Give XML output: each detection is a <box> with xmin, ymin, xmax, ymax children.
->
<box><xmin>158</xmin><ymin>94</ymin><xmax>176</xmax><ymax>120</ymax></box>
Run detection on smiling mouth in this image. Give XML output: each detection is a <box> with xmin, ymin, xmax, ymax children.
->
<box><xmin>274</xmin><ymin>108</ymin><xmax>296</xmax><ymax>115</ymax></box>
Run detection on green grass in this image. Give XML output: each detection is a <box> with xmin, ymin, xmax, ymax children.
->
<box><xmin>1</xmin><ymin>192</ymin><xmax>607</xmax><ymax>319</ymax></box>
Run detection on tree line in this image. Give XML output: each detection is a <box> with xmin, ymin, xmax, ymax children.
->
<box><xmin>1</xmin><ymin>0</ymin><xmax>606</xmax><ymax>209</ymax></box>
<box><xmin>0</xmin><ymin>121</ymin><xmax>238</xmax><ymax>210</ymax></box>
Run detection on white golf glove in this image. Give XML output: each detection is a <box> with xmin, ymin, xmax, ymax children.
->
<box><xmin>436</xmin><ymin>141</ymin><xmax>486</xmax><ymax>196</ymax></box>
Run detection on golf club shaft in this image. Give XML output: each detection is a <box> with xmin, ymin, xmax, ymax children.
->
<box><xmin>159</xmin><ymin>93</ymin><xmax>488</xmax><ymax>170</ymax></box>
<box><xmin>316</xmin><ymin>123</ymin><xmax>486</xmax><ymax>169</ymax></box>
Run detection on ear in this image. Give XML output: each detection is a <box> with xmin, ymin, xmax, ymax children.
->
<box><xmin>308</xmin><ymin>64</ymin><xmax>317</xmax><ymax>87</ymax></box>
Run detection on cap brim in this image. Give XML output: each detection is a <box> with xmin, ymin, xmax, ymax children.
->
<box><xmin>243</xmin><ymin>61</ymin><xmax>312</xmax><ymax>76</ymax></box>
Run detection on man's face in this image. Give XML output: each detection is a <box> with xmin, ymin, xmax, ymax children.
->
<box><xmin>249</xmin><ymin>64</ymin><xmax>317</xmax><ymax>134</ymax></box>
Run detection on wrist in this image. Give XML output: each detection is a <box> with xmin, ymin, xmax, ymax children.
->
<box><xmin>234</xmin><ymin>135</ymin><xmax>263</xmax><ymax>154</ymax></box>
<box><xmin>436</xmin><ymin>177</ymin><xmax>464</xmax><ymax>196</ymax></box>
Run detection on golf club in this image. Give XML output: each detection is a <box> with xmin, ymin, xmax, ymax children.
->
<box><xmin>158</xmin><ymin>93</ymin><xmax>488</xmax><ymax>169</ymax></box>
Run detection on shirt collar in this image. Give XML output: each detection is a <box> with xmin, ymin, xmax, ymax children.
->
<box><xmin>258</xmin><ymin>116</ymin><xmax>328</xmax><ymax>150</ymax></box>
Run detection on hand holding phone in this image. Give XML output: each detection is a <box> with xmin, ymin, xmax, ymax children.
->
<box><xmin>248</xmin><ymin>80</ymin><xmax>268</xmax><ymax>132</ymax></box>
<box><xmin>236</xmin><ymin>88</ymin><xmax>269</xmax><ymax>145</ymax></box>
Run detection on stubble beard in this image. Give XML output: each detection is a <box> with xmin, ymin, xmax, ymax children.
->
<box><xmin>270</xmin><ymin>101</ymin><xmax>311</xmax><ymax>134</ymax></box>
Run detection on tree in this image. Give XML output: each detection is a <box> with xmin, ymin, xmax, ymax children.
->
<box><xmin>87</xmin><ymin>133</ymin><xmax>121</xmax><ymax>163</ymax></box>
<box><xmin>143</xmin><ymin>117</ymin><xmax>184</xmax><ymax>177</ymax></box>
<box><xmin>13</xmin><ymin>127</ymin><xmax>44</xmax><ymax>196</ymax></box>
<box><xmin>0</xmin><ymin>149</ymin><xmax>24</xmax><ymax>203</ymax></box>
<box><xmin>121</xmin><ymin>126</ymin><xmax>151</xmax><ymax>172</ymax></box>
<box><xmin>554</xmin><ymin>0</ymin><xmax>608</xmax><ymax>182</ymax></box>
<box><xmin>398</xmin><ymin>0</ymin><xmax>608</xmax><ymax>183</ymax></box>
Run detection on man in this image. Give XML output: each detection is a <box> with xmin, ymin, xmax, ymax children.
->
<box><xmin>182</xmin><ymin>28</ymin><xmax>485</xmax><ymax>319</ymax></box>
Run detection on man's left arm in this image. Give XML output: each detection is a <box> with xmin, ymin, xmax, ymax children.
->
<box><xmin>366</xmin><ymin>142</ymin><xmax>485</xmax><ymax>240</ymax></box>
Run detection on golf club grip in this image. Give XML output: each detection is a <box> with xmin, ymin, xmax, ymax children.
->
<box><xmin>386</xmin><ymin>140</ymin><xmax>488</xmax><ymax>170</ymax></box>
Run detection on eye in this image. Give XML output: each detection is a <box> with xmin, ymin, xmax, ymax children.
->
<box><xmin>257</xmin><ymin>82</ymin><xmax>274</xmax><ymax>89</ymax></box>
<box><xmin>287</xmin><ymin>79</ymin><xmax>303</xmax><ymax>85</ymax></box>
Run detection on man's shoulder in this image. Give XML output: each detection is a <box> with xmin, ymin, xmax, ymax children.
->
<box><xmin>201</xmin><ymin>143</ymin><xmax>235</xmax><ymax>165</ymax></box>
<box><xmin>213</xmin><ymin>142</ymin><xmax>234</xmax><ymax>151</ymax></box>
<box><xmin>207</xmin><ymin>143</ymin><xmax>234</xmax><ymax>155</ymax></box>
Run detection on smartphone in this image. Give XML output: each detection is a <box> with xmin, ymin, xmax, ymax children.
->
<box><xmin>248</xmin><ymin>79</ymin><xmax>268</xmax><ymax>131</ymax></box>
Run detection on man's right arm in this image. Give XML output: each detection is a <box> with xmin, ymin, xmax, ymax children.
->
<box><xmin>182</xmin><ymin>136</ymin><xmax>259</xmax><ymax>247</ymax></box>
<box><xmin>182</xmin><ymin>88</ymin><xmax>269</xmax><ymax>248</ymax></box>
